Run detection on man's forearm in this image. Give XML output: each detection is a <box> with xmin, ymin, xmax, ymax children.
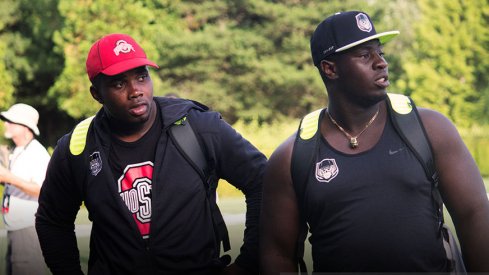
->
<box><xmin>2</xmin><ymin>172</ymin><xmax>41</xmax><ymax>198</ymax></box>
<box><xmin>234</xmin><ymin>189</ymin><xmax>262</xmax><ymax>273</ymax></box>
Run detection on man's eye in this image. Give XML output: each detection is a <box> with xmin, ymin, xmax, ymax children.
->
<box><xmin>113</xmin><ymin>81</ymin><xmax>124</xmax><ymax>88</ymax></box>
<box><xmin>138</xmin><ymin>73</ymin><xmax>149</xmax><ymax>81</ymax></box>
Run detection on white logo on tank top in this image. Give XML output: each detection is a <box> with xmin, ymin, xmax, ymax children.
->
<box><xmin>315</xmin><ymin>158</ymin><xmax>339</xmax><ymax>183</ymax></box>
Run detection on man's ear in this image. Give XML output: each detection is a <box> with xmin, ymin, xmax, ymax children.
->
<box><xmin>320</xmin><ymin>60</ymin><xmax>339</xmax><ymax>80</ymax></box>
<box><xmin>90</xmin><ymin>85</ymin><xmax>103</xmax><ymax>104</ymax></box>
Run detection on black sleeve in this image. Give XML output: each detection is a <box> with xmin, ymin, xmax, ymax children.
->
<box><xmin>35</xmin><ymin>135</ymin><xmax>84</xmax><ymax>275</ymax></box>
<box><xmin>196</xmin><ymin>111</ymin><xmax>267</xmax><ymax>273</ymax></box>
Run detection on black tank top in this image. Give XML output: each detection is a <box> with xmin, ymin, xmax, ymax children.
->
<box><xmin>304</xmin><ymin>115</ymin><xmax>448</xmax><ymax>272</ymax></box>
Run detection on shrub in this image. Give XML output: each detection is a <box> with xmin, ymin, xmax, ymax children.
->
<box><xmin>217</xmin><ymin>118</ymin><xmax>298</xmax><ymax>197</ymax></box>
<box><xmin>459</xmin><ymin>125</ymin><xmax>489</xmax><ymax>177</ymax></box>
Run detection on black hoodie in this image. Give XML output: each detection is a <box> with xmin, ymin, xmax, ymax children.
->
<box><xmin>36</xmin><ymin>97</ymin><xmax>266</xmax><ymax>275</ymax></box>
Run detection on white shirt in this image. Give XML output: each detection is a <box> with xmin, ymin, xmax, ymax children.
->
<box><xmin>3</xmin><ymin>139</ymin><xmax>50</xmax><ymax>231</ymax></box>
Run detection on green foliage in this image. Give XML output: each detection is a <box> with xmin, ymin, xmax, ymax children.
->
<box><xmin>0</xmin><ymin>0</ymin><xmax>66</xmax><ymax>146</ymax></box>
<box><xmin>0</xmin><ymin>0</ymin><xmax>63</xmax><ymax>108</ymax></box>
<box><xmin>1</xmin><ymin>0</ymin><xmax>488</xmax><ymax>151</ymax></box>
<box><xmin>233</xmin><ymin>117</ymin><xmax>299</xmax><ymax>157</ymax></box>
<box><xmin>459</xmin><ymin>125</ymin><xmax>489</xmax><ymax>177</ymax></box>
<box><xmin>398</xmin><ymin>0</ymin><xmax>489</xmax><ymax>127</ymax></box>
<box><xmin>0</xmin><ymin>41</ymin><xmax>15</xmax><ymax>110</ymax></box>
<box><xmin>157</xmin><ymin>1</ymin><xmax>351</xmax><ymax>123</ymax></box>
<box><xmin>217</xmin><ymin>117</ymin><xmax>298</xmax><ymax>197</ymax></box>
<box><xmin>0</xmin><ymin>1</ymin><xmax>17</xmax><ymax>139</ymax></box>
<box><xmin>49</xmin><ymin>0</ymin><xmax>181</xmax><ymax>119</ymax></box>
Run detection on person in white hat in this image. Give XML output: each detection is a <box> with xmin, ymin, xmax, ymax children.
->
<box><xmin>0</xmin><ymin>103</ymin><xmax>50</xmax><ymax>275</ymax></box>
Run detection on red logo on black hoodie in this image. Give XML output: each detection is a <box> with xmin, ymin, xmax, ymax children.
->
<box><xmin>118</xmin><ymin>161</ymin><xmax>153</xmax><ymax>239</ymax></box>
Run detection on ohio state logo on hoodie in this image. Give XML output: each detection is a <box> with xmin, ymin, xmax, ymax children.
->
<box><xmin>118</xmin><ymin>161</ymin><xmax>153</xmax><ymax>239</ymax></box>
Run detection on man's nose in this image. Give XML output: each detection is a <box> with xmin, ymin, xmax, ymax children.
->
<box><xmin>127</xmin><ymin>81</ymin><xmax>143</xmax><ymax>98</ymax></box>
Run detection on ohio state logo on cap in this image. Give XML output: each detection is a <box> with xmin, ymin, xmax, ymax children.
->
<box><xmin>113</xmin><ymin>40</ymin><xmax>135</xmax><ymax>56</ymax></box>
<box><xmin>356</xmin><ymin>13</ymin><xmax>373</xmax><ymax>32</ymax></box>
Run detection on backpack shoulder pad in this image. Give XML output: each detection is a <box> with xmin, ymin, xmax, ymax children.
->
<box><xmin>298</xmin><ymin>109</ymin><xmax>323</xmax><ymax>140</ymax></box>
<box><xmin>69</xmin><ymin>116</ymin><xmax>95</xmax><ymax>156</ymax></box>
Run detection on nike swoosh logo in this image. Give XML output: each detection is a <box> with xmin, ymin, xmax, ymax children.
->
<box><xmin>389</xmin><ymin>148</ymin><xmax>404</xmax><ymax>155</ymax></box>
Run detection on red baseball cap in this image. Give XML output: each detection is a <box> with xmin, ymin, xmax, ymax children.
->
<box><xmin>86</xmin><ymin>33</ymin><xmax>159</xmax><ymax>81</ymax></box>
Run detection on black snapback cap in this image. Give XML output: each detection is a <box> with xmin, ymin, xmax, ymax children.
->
<box><xmin>310</xmin><ymin>11</ymin><xmax>399</xmax><ymax>66</ymax></box>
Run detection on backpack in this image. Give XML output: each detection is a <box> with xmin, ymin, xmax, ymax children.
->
<box><xmin>69</xmin><ymin>114</ymin><xmax>231</xmax><ymax>254</ymax></box>
<box><xmin>291</xmin><ymin>93</ymin><xmax>465</xmax><ymax>274</ymax></box>
<box><xmin>169</xmin><ymin>116</ymin><xmax>231</xmax><ymax>254</ymax></box>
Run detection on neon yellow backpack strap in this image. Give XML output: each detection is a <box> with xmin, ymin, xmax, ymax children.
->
<box><xmin>387</xmin><ymin>93</ymin><xmax>413</xmax><ymax>115</ymax></box>
<box><xmin>69</xmin><ymin>116</ymin><xmax>95</xmax><ymax>156</ymax></box>
<box><xmin>298</xmin><ymin>109</ymin><xmax>323</xmax><ymax>140</ymax></box>
<box><xmin>292</xmin><ymin>108</ymin><xmax>323</xmax><ymax>274</ymax></box>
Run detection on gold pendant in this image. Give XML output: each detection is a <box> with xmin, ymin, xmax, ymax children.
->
<box><xmin>350</xmin><ymin>137</ymin><xmax>358</xmax><ymax>148</ymax></box>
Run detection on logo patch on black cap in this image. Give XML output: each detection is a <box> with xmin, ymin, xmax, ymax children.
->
<box><xmin>356</xmin><ymin>13</ymin><xmax>372</xmax><ymax>32</ymax></box>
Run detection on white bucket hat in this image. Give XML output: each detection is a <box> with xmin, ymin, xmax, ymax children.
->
<box><xmin>0</xmin><ymin>103</ymin><xmax>40</xmax><ymax>136</ymax></box>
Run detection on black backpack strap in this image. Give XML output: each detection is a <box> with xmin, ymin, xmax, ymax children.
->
<box><xmin>386</xmin><ymin>94</ymin><xmax>443</xmax><ymax>228</ymax></box>
<box><xmin>291</xmin><ymin>108</ymin><xmax>324</xmax><ymax>206</ymax></box>
<box><xmin>291</xmin><ymin>108</ymin><xmax>324</xmax><ymax>274</ymax></box>
<box><xmin>169</xmin><ymin>116</ymin><xmax>231</xmax><ymax>252</ymax></box>
<box><xmin>169</xmin><ymin>117</ymin><xmax>208</xmax><ymax>178</ymax></box>
<box><xmin>386</xmin><ymin>93</ymin><xmax>466</xmax><ymax>271</ymax></box>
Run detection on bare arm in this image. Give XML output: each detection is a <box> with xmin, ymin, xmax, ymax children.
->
<box><xmin>420</xmin><ymin>108</ymin><xmax>489</xmax><ymax>271</ymax></box>
<box><xmin>260</xmin><ymin>134</ymin><xmax>302</xmax><ymax>275</ymax></box>
<box><xmin>0</xmin><ymin>164</ymin><xmax>41</xmax><ymax>198</ymax></box>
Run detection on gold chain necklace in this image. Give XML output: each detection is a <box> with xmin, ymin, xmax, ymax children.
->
<box><xmin>327</xmin><ymin>108</ymin><xmax>380</xmax><ymax>149</ymax></box>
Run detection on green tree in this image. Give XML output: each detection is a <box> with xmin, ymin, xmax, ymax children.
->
<box><xmin>398</xmin><ymin>0</ymin><xmax>488</xmax><ymax>126</ymax></box>
<box><xmin>2</xmin><ymin>0</ymin><xmax>487</xmax><ymax>148</ymax></box>
<box><xmin>157</xmin><ymin>0</ymin><xmax>401</xmax><ymax>123</ymax></box>
<box><xmin>0</xmin><ymin>0</ymin><xmax>24</xmax><ymax>111</ymax></box>
<box><xmin>0</xmin><ymin>0</ymin><xmax>64</xmax><ymax>146</ymax></box>
<box><xmin>48</xmin><ymin>0</ymin><xmax>180</xmax><ymax>120</ymax></box>
<box><xmin>0</xmin><ymin>1</ymin><xmax>17</xmax><ymax>110</ymax></box>
<box><xmin>0</xmin><ymin>41</ymin><xmax>14</xmax><ymax>111</ymax></box>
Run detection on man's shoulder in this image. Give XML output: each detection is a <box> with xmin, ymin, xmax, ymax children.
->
<box><xmin>28</xmin><ymin>139</ymin><xmax>50</xmax><ymax>158</ymax></box>
<box><xmin>416</xmin><ymin>107</ymin><xmax>460</xmax><ymax>151</ymax></box>
<box><xmin>154</xmin><ymin>96</ymin><xmax>209</xmax><ymax>112</ymax></box>
<box><xmin>416</xmin><ymin>107</ymin><xmax>456</xmax><ymax>135</ymax></box>
<box><xmin>154</xmin><ymin>96</ymin><xmax>216</xmax><ymax>125</ymax></box>
<box><xmin>154</xmin><ymin>97</ymin><xmax>222</xmax><ymax>121</ymax></box>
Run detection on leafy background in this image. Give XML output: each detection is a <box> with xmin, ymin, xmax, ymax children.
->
<box><xmin>1</xmin><ymin>0</ymin><xmax>488</xmax><ymax>179</ymax></box>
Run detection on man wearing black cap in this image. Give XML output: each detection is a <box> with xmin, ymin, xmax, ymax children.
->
<box><xmin>35</xmin><ymin>33</ymin><xmax>266</xmax><ymax>275</ymax></box>
<box><xmin>260</xmin><ymin>11</ymin><xmax>489</xmax><ymax>273</ymax></box>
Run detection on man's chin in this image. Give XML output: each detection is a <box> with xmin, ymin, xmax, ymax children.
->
<box><xmin>355</xmin><ymin>92</ymin><xmax>387</xmax><ymax>107</ymax></box>
<box><xmin>129</xmin><ymin>114</ymin><xmax>150</xmax><ymax>125</ymax></box>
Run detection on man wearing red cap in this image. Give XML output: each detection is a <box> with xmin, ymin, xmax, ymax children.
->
<box><xmin>0</xmin><ymin>103</ymin><xmax>50</xmax><ymax>275</ymax></box>
<box><xmin>260</xmin><ymin>11</ymin><xmax>489</xmax><ymax>273</ymax></box>
<box><xmin>36</xmin><ymin>33</ymin><xmax>266</xmax><ymax>275</ymax></box>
